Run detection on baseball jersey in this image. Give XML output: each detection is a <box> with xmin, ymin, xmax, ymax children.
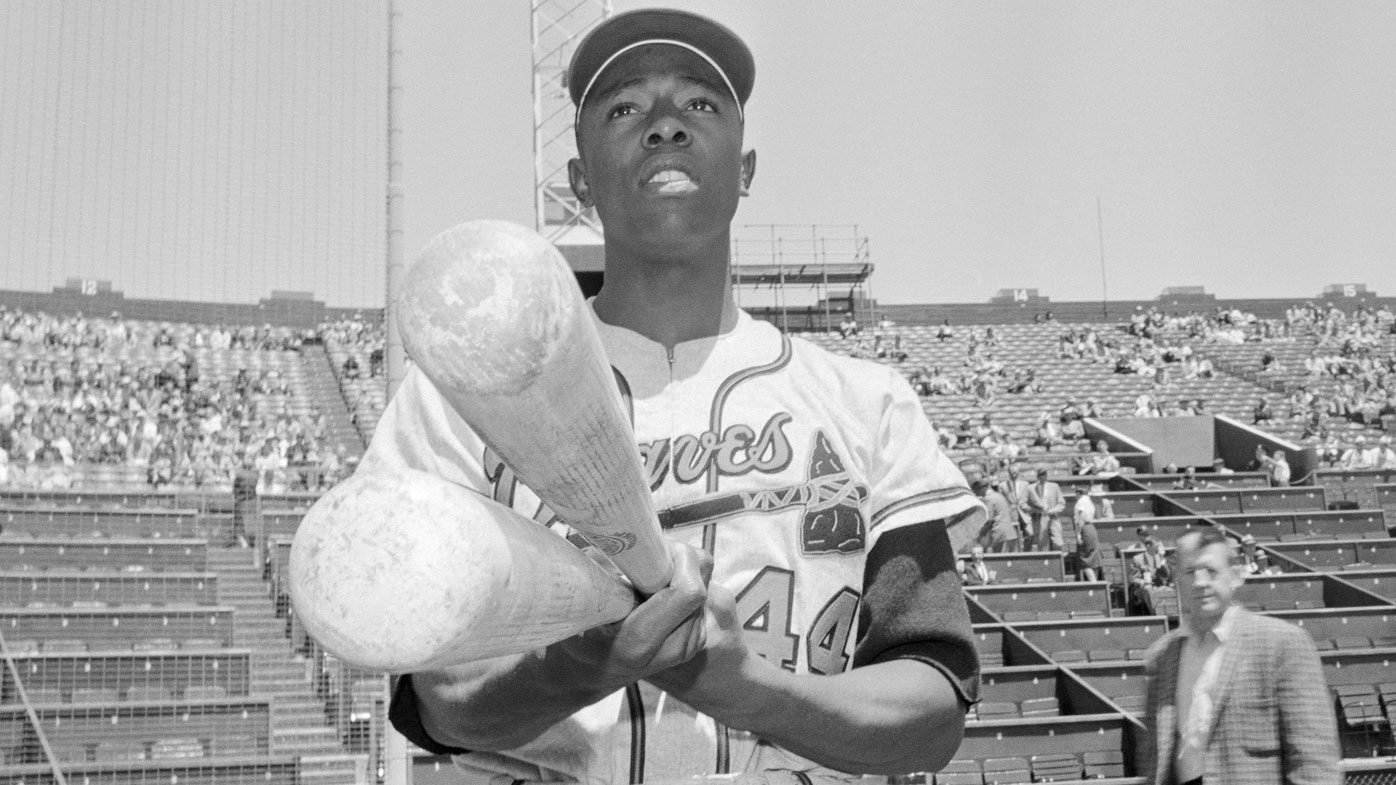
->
<box><xmin>368</xmin><ymin>307</ymin><xmax>983</xmax><ymax>785</ymax></box>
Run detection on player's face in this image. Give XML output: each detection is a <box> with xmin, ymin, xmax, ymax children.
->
<box><xmin>1178</xmin><ymin>540</ymin><xmax>1244</xmax><ymax>623</ymax></box>
<box><xmin>570</xmin><ymin>45</ymin><xmax>753</xmax><ymax>256</ymax></box>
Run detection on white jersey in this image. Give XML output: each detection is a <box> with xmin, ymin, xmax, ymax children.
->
<box><xmin>363</xmin><ymin>307</ymin><xmax>981</xmax><ymax>785</ymax></box>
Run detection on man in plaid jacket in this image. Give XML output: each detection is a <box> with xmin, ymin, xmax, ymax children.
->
<box><xmin>1140</xmin><ymin>529</ymin><xmax>1338</xmax><ymax>785</ymax></box>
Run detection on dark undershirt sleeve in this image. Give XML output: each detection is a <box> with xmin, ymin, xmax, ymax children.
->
<box><xmin>853</xmin><ymin>518</ymin><xmax>980</xmax><ymax>707</ymax></box>
<box><xmin>388</xmin><ymin>674</ymin><xmax>473</xmax><ymax>756</ymax></box>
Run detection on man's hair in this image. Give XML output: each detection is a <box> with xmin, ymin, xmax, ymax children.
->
<box><xmin>1177</xmin><ymin>527</ymin><xmax>1241</xmax><ymax>565</ymax></box>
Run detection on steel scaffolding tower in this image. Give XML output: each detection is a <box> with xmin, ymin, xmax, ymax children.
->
<box><xmin>531</xmin><ymin>0</ymin><xmax>610</xmax><ymax>244</ymax></box>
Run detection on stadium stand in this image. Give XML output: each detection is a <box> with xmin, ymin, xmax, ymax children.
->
<box><xmin>4</xmin><ymin>300</ymin><xmax>1396</xmax><ymax>782</ymax></box>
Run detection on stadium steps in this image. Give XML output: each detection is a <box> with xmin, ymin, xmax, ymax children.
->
<box><xmin>298</xmin><ymin>751</ymin><xmax>370</xmax><ymax>785</ymax></box>
<box><xmin>272</xmin><ymin>726</ymin><xmax>343</xmax><ymax>755</ymax></box>
<box><xmin>305</xmin><ymin>345</ymin><xmax>371</xmax><ymax>452</ymax></box>
<box><xmin>206</xmin><ymin>544</ymin><xmax>353</xmax><ymax>767</ymax></box>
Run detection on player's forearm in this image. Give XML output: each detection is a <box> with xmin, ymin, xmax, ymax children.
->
<box><xmin>664</xmin><ymin>657</ymin><xmax>966</xmax><ymax>774</ymax></box>
<box><xmin>411</xmin><ymin>648</ymin><xmax>615</xmax><ymax>751</ymax></box>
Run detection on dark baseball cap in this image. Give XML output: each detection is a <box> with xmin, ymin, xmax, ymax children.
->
<box><xmin>568</xmin><ymin>9</ymin><xmax>755</xmax><ymax>122</ymax></box>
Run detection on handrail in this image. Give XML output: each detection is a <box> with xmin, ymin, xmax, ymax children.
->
<box><xmin>0</xmin><ymin>628</ymin><xmax>69</xmax><ymax>785</ymax></box>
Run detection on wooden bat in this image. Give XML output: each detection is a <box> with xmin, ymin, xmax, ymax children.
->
<box><xmin>289</xmin><ymin>468</ymin><xmax>637</xmax><ymax>672</ymax></box>
<box><xmin>395</xmin><ymin>219</ymin><xmax>673</xmax><ymax>594</ymax></box>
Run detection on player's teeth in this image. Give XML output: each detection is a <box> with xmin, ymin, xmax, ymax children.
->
<box><xmin>649</xmin><ymin>170</ymin><xmax>690</xmax><ymax>184</ymax></box>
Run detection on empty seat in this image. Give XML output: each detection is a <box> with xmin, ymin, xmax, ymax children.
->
<box><xmin>1020</xmin><ymin>697</ymin><xmax>1060</xmax><ymax>717</ymax></box>
<box><xmin>1088</xmin><ymin>649</ymin><xmax>1127</xmax><ymax>663</ymax></box>
<box><xmin>981</xmin><ymin>757</ymin><xmax>1030</xmax><ymax>785</ymax></box>
<box><xmin>974</xmin><ymin>701</ymin><xmax>1019</xmax><ymax>719</ymax></box>
<box><xmin>125</xmin><ymin>685</ymin><xmax>174</xmax><ymax>702</ymax></box>
<box><xmin>1084</xmin><ymin>750</ymin><xmax>1126</xmax><ymax>778</ymax></box>
<box><xmin>1029</xmin><ymin>752</ymin><xmax>1080</xmax><ymax>781</ymax></box>
<box><xmin>1053</xmin><ymin>649</ymin><xmax>1087</xmax><ymax>663</ymax></box>
<box><xmin>150</xmin><ymin>737</ymin><xmax>205</xmax><ymax>759</ymax></box>
<box><xmin>1113</xmin><ymin>694</ymin><xmax>1147</xmax><ymax>713</ymax></box>
<box><xmin>94</xmin><ymin>741</ymin><xmax>146</xmax><ymax>761</ymax></box>
<box><xmin>71</xmin><ymin>687</ymin><xmax>120</xmax><ymax>704</ymax></box>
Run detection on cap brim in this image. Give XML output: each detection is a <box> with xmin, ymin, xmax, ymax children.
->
<box><xmin>568</xmin><ymin>9</ymin><xmax>754</xmax><ymax>109</ymax></box>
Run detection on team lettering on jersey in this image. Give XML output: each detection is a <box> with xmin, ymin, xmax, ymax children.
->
<box><xmin>637</xmin><ymin>412</ymin><xmax>794</xmax><ymax>489</ymax></box>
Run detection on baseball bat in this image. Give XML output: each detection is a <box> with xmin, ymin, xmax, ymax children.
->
<box><xmin>289</xmin><ymin>468</ymin><xmax>637</xmax><ymax>672</ymax></box>
<box><xmin>395</xmin><ymin>219</ymin><xmax>673</xmax><ymax>594</ymax></box>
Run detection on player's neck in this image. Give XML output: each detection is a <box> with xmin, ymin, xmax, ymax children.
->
<box><xmin>594</xmin><ymin>243</ymin><xmax>738</xmax><ymax>350</ymax></box>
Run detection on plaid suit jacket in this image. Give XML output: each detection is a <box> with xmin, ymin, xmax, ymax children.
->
<box><xmin>1140</xmin><ymin>608</ymin><xmax>1339</xmax><ymax>785</ymax></box>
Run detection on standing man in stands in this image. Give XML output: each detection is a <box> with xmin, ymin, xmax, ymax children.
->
<box><xmin>1026</xmin><ymin>468</ymin><xmax>1065</xmax><ymax>551</ymax></box>
<box><xmin>1140</xmin><ymin>529</ymin><xmax>1338</xmax><ymax>785</ymax></box>
<box><xmin>1255</xmin><ymin>446</ymin><xmax>1291</xmax><ymax>487</ymax></box>
<box><xmin>998</xmin><ymin>465</ymin><xmax>1034</xmax><ymax>550</ymax></box>
<box><xmin>230</xmin><ymin>461</ymin><xmax>257</xmax><ymax>549</ymax></box>
<box><xmin>973</xmin><ymin>476</ymin><xmax>1018</xmax><ymax>552</ymax></box>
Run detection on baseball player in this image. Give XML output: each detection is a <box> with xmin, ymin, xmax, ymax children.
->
<box><xmin>370</xmin><ymin>10</ymin><xmax>985</xmax><ymax>784</ymax></box>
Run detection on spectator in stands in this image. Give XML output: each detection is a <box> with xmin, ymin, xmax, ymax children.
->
<box><xmin>972</xmin><ymin>476</ymin><xmax>1017</xmax><ymax>553</ymax></box>
<box><xmin>908</xmin><ymin>366</ymin><xmax>932</xmax><ymax>396</ymax></box>
<box><xmin>1059</xmin><ymin>400</ymin><xmax>1086</xmax><ymax>441</ymax></box>
<box><xmin>997</xmin><ymin>464</ymin><xmax>1034</xmax><ymax>549</ymax></box>
<box><xmin>1236</xmin><ymin>534</ymin><xmax>1276</xmax><ymax>576</ymax></box>
<box><xmin>1340</xmin><ymin>435</ymin><xmax>1381</xmax><ymax>470</ymax></box>
<box><xmin>1032</xmin><ymin>412</ymin><xmax>1067</xmax><ymax>451</ymax></box>
<box><xmin>1252</xmin><ymin>397</ymin><xmax>1274</xmax><ymax>425</ymax></box>
<box><xmin>1074</xmin><ymin>440</ymin><xmax>1120</xmax><ymax>476</ymax></box>
<box><xmin>1129</xmin><ymin>535</ymin><xmax>1173</xmax><ymax>615</ymax></box>
<box><xmin>1255</xmin><ymin>446</ymin><xmax>1292</xmax><ymax>487</ymax></box>
<box><xmin>1073</xmin><ymin>488</ymin><xmax>1102</xmax><ymax>582</ymax></box>
<box><xmin>1171</xmin><ymin>466</ymin><xmax>1202</xmax><ymax>490</ymax></box>
<box><xmin>1377</xmin><ymin>435</ymin><xmax>1396</xmax><ymax>469</ymax></box>
<box><xmin>1139</xmin><ymin>529</ymin><xmax>1339</xmax><ymax>785</ymax></box>
<box><xmin>837</xmin><ymin>311</ymin><xmax>859</xmax><ymax>339</ymax></box>
<box><xmin>935</xmin><ymin>318</ymin><xmax>954</xmax><ymax>342</ymax></box>
<box><xmin>1005</xmin><ymin>365</ymin><xmax>1038</xmax><ymax>391</ymax></box>
<box><xmin>958</xmin><ymin>544</ymin><xmax>997</xmax><ymax>586</ymax></box>
<box><xmin>1026</xmin><ymin>468</ymin><xmax>1066</xmax><ymax>552</ymax></box>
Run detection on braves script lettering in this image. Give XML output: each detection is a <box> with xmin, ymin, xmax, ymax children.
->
<box><xmin>639</xmin><ymin>412</ymin><xmax>794</xmax><ymax>490</ymax></box>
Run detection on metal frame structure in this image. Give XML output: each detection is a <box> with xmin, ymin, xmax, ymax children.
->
<box><xmin>532</xmin><ymin>0</ymin><xmax>610</xmax><ymax>243</ymax></box>
<box><xmin>729</xmin><ymin>225</ymin><xmax>875</xmax><ymax>333</ymax></box>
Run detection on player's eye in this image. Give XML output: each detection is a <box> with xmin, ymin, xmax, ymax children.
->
<box><xmin>686</xmin><ymin>97</ymin><xmax>717</xmax><ymax>112</ymax></box>
<box><xmin>607</xmin><ymin>103</ymin><xmax>639</xmax><ymax>119</ymax></box>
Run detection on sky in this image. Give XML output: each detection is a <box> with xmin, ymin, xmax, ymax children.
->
<box><xmin>2</xmin><ymin>2</ymin><xmax>1393</xmax><ymax>309</ymax></box>
<box><xmin>404</xmin><ymin>0</ymin><xmax>1396</xmax><ymax>306</ymax></box>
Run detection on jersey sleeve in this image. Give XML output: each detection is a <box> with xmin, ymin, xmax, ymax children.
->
<box><xmin>357</xmin><ymin>364</ymin><xmax>491</xmax><ymax>493</ymax></box>
<box><xmin>867</xmin><ymin>369</ymin><xmax>984</xmax><ymax>555</ymax></box>
<box><xmin>852</xmin><ymin>519</ymin><xmax>980</xmax><ymax>707</ymax></box>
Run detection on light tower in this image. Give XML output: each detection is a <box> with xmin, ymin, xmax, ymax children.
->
<box><xmin>531</xmin><ymin>0</ymin><xmax>610</xmax><ymax>245</ymax></box>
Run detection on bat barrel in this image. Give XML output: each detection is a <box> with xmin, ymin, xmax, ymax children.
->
<box><xmin>398</xmin><ymin>220</ymin><xmax>673</xmax><ymax>594</ymax></box>
<box><xmin>289</xmin><ymin>469</ymin><xmax>636</xmax><ymax>672</ymax></box>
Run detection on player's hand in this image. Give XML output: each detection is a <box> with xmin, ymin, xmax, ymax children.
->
<box><xmin>644</xmin><ymin>581</ymin><xmax>766</xmax><ymax>723</ymax></box>
<box><xmin>546</xmin><ymin>539</ymin><xmax>713</xmax><ymax>693</ymax></box>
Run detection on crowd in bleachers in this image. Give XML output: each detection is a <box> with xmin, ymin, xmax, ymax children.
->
<box><xmin>0</xmin><ymin>306</ymin><xmax>351</xmax><ymax>493</ymax></box>
<box><xmin>318</xmin><ymin>313</ymin><xmax>388</xmax><ymax>443</ymax></box>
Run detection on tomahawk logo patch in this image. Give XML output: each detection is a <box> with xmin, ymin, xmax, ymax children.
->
<box><xmin>799</xmin><ymin>430</ymin><xmax>867</xmax><ymax>555</ymax></box>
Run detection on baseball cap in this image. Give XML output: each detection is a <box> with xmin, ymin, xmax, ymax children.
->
<box><xmin>568</xmin><ymin>9</ymin><xmax>756</xmax><ymax>122</ymax></box>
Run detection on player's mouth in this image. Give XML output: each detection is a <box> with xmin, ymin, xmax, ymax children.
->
<box><xmin>640</xmin><ymin>164</ymin><xmax>699</xmax><ymax>195</ymax></box>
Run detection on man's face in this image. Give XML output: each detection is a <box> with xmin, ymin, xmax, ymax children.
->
<box><xmin>970</xmin><ymin>545</ymin><xmax>985</xmax><ymax>563</ymax></box>
<box><xmin>1178</xmin><ymin>538</ymin><xmax>1245</xmax><ymax>623</ymax></box>
<box><xmin>570</xmin><ymin>45</ymin><xmax>753</xmax><ymax>258</ymax></box>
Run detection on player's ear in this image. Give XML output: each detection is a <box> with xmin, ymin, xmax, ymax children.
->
<box><xmin>567</xmin><ymin>158</ymin><xmax>592</xmax><ymax>206</ymax></box>
<box><xmin>739</xmin><ymin>149</ymin><xmax>756</xmax><ymax>197</ymax></box>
